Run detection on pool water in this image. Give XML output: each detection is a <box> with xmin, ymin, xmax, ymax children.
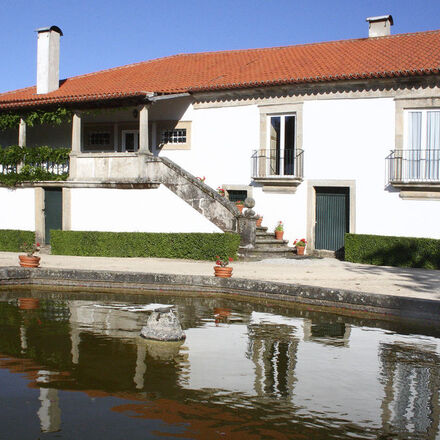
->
<box><xmin>0</xmin><ymin>288</ymin><xmax>439</xmax><ymax>439</ymax></box>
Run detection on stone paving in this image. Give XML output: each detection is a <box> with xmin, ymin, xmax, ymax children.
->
<box><xmin>1</xmin><ymin>251</ymin><xmax>439</xmax><ymax>302</ymax></box>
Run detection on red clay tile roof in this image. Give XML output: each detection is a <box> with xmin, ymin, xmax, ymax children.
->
<box><xmin>1</xmin><ymin>30</ymin><xmax>439</xmax><ymax>109</ymax></box>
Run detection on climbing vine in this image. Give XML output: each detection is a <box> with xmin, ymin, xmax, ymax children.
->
<box><xmin>0</xmin><ymin>145</ymin><xmax>70</xmax><ymax>186</ymax></box>
<box><xmin>0</xmin><ymin>107</ymin><xmax>72</xmax><ymax>131</ymax></box>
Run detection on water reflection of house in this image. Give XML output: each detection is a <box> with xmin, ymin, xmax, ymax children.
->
<box><xmin>379</xmin><ymin>342</ymin><xmax>440</xmax><ymax>439</ymax></box>
<box><xmin>247</xmin><ymin>312</ymin><xmax>299</xmax><ymax>398</ymax></box>
<box><xmin>303</xmin><ymin>318</ymin><xmax>351</xmax><ymax>347</ymax></box>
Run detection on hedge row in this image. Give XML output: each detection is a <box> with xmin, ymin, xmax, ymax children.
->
<box><xmin>345</xmin><ymin>233</ymin><xmax>440</xmax><ymax>270</ymax></box>
<box><xmin>51</xmin><ymin>230</ymin><xmax>241</xmax><ymax>261</ymax></box>
<box><xmin>0</xmin><ymin>229</ymin><xmax>35</xmax><ymax>252</ymax></box>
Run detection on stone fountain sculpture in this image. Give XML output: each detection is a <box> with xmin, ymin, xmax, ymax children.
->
<box><xmin>140</xmin><ymin>306</ymin><xmax>185</xmax><ymax>342</ymax></box>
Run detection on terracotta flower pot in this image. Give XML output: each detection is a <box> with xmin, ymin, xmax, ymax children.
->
<box><xmin>274</xmin><ymin>230</ymin><xmax>284</xmax><ymax>240</ymax></box>
<box><xmin>296</xmin><ymin>246</ymin><xmax>305</xmax><ymax>256</ymax></box>
<box><xmin>214</xmin><ymin>266</ymin><xmax>233</xmax><ymax>278</ymax></box>
<box><xmin>256</xmin><ymin>217</ymin><xmax>263</xmax><ymax>227</ymax></box>
<box><xmin>236</xmin><ymin>204</ymin><xmax>244</xmax><ymax>213</ymax></box>
<box><xmin>19</xmin><ymin>255</ymin><xmax>40</xmax><ymax>268</ymax></box>
<box><xmin>18</xmin><ymin>298</ymin><xmax>40</xmax><ymax>310</ymax></box>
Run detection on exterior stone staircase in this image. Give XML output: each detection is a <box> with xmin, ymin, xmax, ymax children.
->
<box><xmin>239</xmin><ymin>225</ymin><xmax>295</xmax><ymax>260</ymax></box>
<box><xmin>145</xmin><ymin>155</ymin><xmax>298</xmax><ymax>260</ymax></box>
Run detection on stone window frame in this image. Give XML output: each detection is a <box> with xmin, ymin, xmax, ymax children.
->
<box><xmin>222</xmin><ymin>184</ymin><xmax>253</xmax><ymax>201</ymax></box>
<box><xmin>393</xmin><ymin>97</ymin><xmax>440</xmax><ymax>198</ymax></box>
<box><xmin>255</xmin><ymin>102</ymin><xmax>304</xmax><ymax>192</ymax></box>
<box><xmin>156</xmin><ymin>120</ymin><xmax>192</xmax><ymax>150</ymax></box>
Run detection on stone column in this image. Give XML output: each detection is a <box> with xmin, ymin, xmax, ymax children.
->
<box><xmin>70</xmin><ymin>325</ymin><xmax>81</xmax><ymax>365</ymax></box>
<box><xmin>152</xmin><ymin>121</ymin><xmax>157</xmax><ymax>156</ymax></box>
<box><xmin>139</xmin><ymin>105</ymin><xmax>150</xmax><ymax>154</ymax></box>
<box><xmin>18</xmin><ymin>118</ymin><xmax>26</xmax><ymax>147</ymax></box>
<box><xmin>69</xmin><ymin>112</ymin><xmax>82</xmax><ymax>180</ymax></box>
<box><xmin>71</xmin><ymin>112</ymin><xmax>81</xmax><ymax>154</ymax></box>
<box><xmin>134</xmin><ymin>340</ymin><xmax>147</xmax><ymax>390</ymax></box>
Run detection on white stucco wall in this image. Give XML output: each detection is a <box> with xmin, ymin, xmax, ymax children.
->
<box><xmin>0</xmin><ymin>187</ymin><xmax>35</xmax><ymax>230</ymax></box>
<box><xmin>303</xmin><ymin>98</ymin><xmax>440</xmax><ymax>239</ymax></box>
<box><xmin>165</xmin><ymin>104</ymin><xmax>259</xmax><ymax>185</ymax></box>
<box><xmin>70</xmin><ymin>186</ymin><xmax>222</xmax><ymax>233</ymax></box>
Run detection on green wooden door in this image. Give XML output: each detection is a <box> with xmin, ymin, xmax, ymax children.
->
<box><xmin>44</xmin><ymin>188</ymin><xmax>62</xmax><ymax>244</ymax></box>
<box><xmin>315</xmin><ymin>187</ymin><xmax>349</xmax><ymax>252</ymax></box>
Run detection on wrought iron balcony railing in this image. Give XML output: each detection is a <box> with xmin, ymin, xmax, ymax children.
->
<box><xmin>386</xmin><ymin>149</ymin><xmax>440</xmax><ymax>184</ymax></box>
<box><xmin>251</xmin><ymin>149</ymin><xmax>304</xmax><ymax>179</ymax></box>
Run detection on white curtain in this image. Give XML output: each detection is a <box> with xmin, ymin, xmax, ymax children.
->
<box><xmin>427</xmin><ymin>111</ymin><xmax>440</xmax><ymax>179</ymax></box>
<box><xmin>408</xmin><ymin>112</ymin><xmax>422</xmax><ymax>179</ymax></box>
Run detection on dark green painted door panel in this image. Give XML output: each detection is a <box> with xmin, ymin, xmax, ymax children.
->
<box><xmin>315</xmin><ymin>187</ymin><xmax>349</xmax><ymax>251</ymax></box>
<box><xmin>44</xmin><ymin>188</ymin><xmax>62</xmax><ymax>244</ymax></box>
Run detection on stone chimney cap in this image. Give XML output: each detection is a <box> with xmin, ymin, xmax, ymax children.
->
<box><xmin>35</xmin><ymin>26</ymin><xmax>63</xmax><ymax>36</ymax></box>
<box><xmin>366</xmin><ymin>15</ymin><xmax>393</xmax><ymax>26</ymax></box>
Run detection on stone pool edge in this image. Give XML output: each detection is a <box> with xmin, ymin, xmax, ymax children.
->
<box><xmin>1</xmin><ymin>266</ymin><xmax>439</xmax><ymax>321</ymax></box>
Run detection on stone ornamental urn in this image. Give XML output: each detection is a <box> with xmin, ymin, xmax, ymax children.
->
<box><xmin>140</xmin><ymin>307</ymin><xmax>185</xmax><ymax>342</ymax></box>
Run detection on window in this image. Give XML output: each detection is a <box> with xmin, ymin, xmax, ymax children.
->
<box><xmin>89</xmin><ymin>131</ymin><xmax>111</xmax><ymax>146</ymax></box>
<box><xmin>83</xmin><ymin>125</ymin><xmax>114</xmax><ymax>152</ymax></box>
<box><xmin>227</xmin><ymin>190</ymin><xmax>248</xmax><ymax>203</ymax></box>
<box><xmin>405</xmin><ymin>109</ymin><xmax>440</xmax><ymax>180</ymax></box>
<box><xmin>267</xmin><ymin>114</ymin><xmax>296</xmax><ymax>176</ymax></box>
<box><xmin>161</xmin><ymin>128</ymin><xmax>187</xmax><ymax>144</ymax></box>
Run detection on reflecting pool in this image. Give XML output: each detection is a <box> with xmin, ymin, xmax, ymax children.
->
<box><xmin>0</xmin><ymin>287</ymin><xmax>439</xmax><ymax>439</ymax></box>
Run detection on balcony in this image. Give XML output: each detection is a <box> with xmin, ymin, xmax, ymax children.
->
<box><xmin>251</xmin><ymin>148</ymin><xmax>304</xmax><ymax>192</ymax></box>
<box><xmin>386</xmin><ymin>149</ymin><xmax>440</xmax><ymax>188</ymax></box>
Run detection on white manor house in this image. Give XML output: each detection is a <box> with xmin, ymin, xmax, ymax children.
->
<box><xmin>0</xmin><ymin>16</ymin><xmax>439</xmax><ymax>255</ymax></box>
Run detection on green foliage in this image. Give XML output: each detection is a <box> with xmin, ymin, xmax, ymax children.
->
<box><xmin>0</xmin><ymin>145</ymin><xmax>70</xmax><ymax>186</ymax></box>
<box><xmin>0</xmin><ymin>229</ymin><xmax>35</xmax><ymax>252</ymax></box>
<box><xmin>51</xmin><ymin>230</ymin><xmax>241</xmax><ymax>261</ymax></box>
<box><xmin>345</xmin><ymin>233</ymin><xmax>440</xmax><ymax>270</ymax></box>
<box><xmin>0</xmin><ymin>108</ymin><xmax>72</xmax><ymax>131</ymax></box>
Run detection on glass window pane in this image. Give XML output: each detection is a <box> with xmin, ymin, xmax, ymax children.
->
<box><xmin>408</xmin><ymin>112</ymin><xmax>422</xmax><ymax>150</ymax></box>
<box><xmin>269</xmin><ymin>117</ymin><xmax>281</xmax><ymax>174</ymax></box>
<box><xmin>284</xmin><ymin>116</ymin><xmax>295</xmax><ymax>175</ymax></box>
<box><xmin>427</xmin><ymin>111</ymin><xmax>440</xmax><ymax>149</ymax></box>
<box><xmin>284</xmin><ymin>116</ymin><xmax>295</xmax><ymax>151</ymax></box>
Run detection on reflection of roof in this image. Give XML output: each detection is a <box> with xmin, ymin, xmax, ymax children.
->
<box><xmin>1</xmin><ymin>30</ymin><xmax>440</xmax><ymax>109</ymax></box>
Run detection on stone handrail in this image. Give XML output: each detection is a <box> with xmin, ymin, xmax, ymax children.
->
<box><xmin>145</xmin><ymin>155</ymin><xmax>240</xmax><ymax>232</ymax></box>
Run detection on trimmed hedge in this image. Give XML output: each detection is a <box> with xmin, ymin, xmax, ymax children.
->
<box><xmin>345</xmin><ymin>233</ymin><xmax>440</xmax><ymax>270</ymax></box>
<box><xmin>0</xmin><ymin>229</ymin><xmax>35</xmax><ymax>252</ymax></box>
<box><xmin>51</xmin><ymin>230</ymin><xmax>241</xmax><ymax>261</ymax></box>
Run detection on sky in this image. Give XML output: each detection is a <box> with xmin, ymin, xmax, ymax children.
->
<box><xmin>0</xmin><ymin>0</ymin><xmax>439</xmax><ymax>93</ymax></box>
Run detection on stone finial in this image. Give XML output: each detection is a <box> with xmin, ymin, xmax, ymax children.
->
<box><xmin>244</xmin><ymin>197</ymin><xmax>255</xmax><ymax>208</ymax></box>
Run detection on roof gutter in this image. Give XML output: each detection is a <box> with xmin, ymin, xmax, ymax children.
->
<box><xmin>146</xmin><ymin>92</ymin><xmax>191</xmax><ymax>102</ymax></box>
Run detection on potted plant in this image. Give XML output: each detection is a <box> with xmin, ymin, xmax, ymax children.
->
<box><xmin>256</xmin><ymin>215</ymin><xmax>263</xmax><ymax>227</ymax></box>
<box><xmin>217</xmin><ymin>186</ymin><xmax>225</xmax><ymax>196</ymax></box>
<box><xmin>196</xmin><ymin>176</ymin><xmax>206</xmax><ymax>183</ymax></box>
<box><xmin>235</xmin><ymin>200</ymin><xmax>244</xmax><ymax>213</ymax></box>
<box><xmin>214</xmin><ymin>256</ymin><xmax>234</xmax><ymax>278</ymax></box>
<box><xmin>19</xmin><ymin>242</ymin><xmax>41</xmax><ymax>268</ymax></box>
<box><xmin>274</xmin><ymin>221</ymin><xmax>284</xmax><ymax>240</ymax></box>
<box><xmin>293</xmin><ymin>238</ymin><xmax>307</xmax><ymax>256</ymax></box>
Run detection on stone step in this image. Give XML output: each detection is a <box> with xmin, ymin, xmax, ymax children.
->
<box><xmin>256</xmin><ymin>230</ymin><xmax>272</xmax><ymax>236</ymax></box>
<box><xmin>255</xmin><ymin>238</ymin><xmax>289</xmax><ymax>246</ymax></box>
<box><xmin>249</xmin><ymin>245</ymin><xmax>293</xmax><ymax>253</ymax></box>
<box><xmin>239</xmin><ymin>251</ymin><xmax>314</xmax><ymax>261</ymax></box>
<box><xmin>238</xmin><ymin>248</ymin><xmax>297</xmax><ymax>261</ymax></box>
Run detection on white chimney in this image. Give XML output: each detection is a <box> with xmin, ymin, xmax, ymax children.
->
<box><xmin>366</xmin><ymin>15</ymin><xmax>393</xmax><ymax>38</ymax></box>
<box><xmin>36</xmin><ymin>26</ymin><xmax>63</xmax><ymax>94</ymax></box>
